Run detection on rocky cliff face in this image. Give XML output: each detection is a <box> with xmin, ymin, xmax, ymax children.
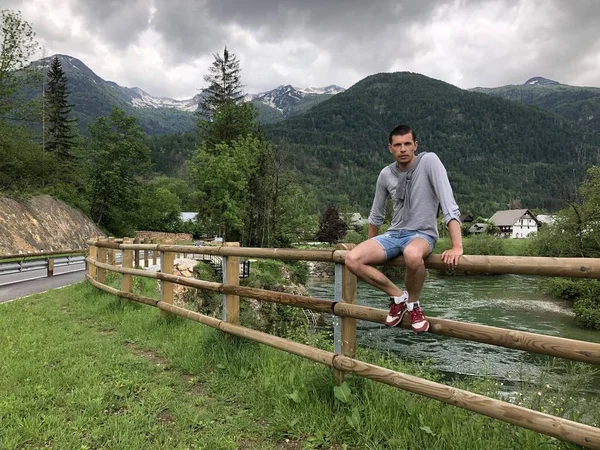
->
<box><xmin>0</xmin><ymin>195</ymin><xmax>104</xmax><ymax>254</ymax></box>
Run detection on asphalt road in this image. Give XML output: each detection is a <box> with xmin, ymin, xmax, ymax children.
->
<box><xmin>0</xmin><ymin>270</ymin><xmax>86</xmax><ymax>304</ymax></box>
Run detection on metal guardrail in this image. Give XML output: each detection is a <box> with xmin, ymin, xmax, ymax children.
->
<box><xmin>0</xmin><ymin>255</ymin><xmax>87</xmax><ymax>286</ymax></box>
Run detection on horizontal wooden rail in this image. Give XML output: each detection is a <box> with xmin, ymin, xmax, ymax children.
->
<box><xmin>88</xmin><ymin>240</ymin><xmax>600</xmax><ymax>279</ymax></box>
<box><xmin>0</xmin><ymin>249</ymin><xmax>87</xmax><ymax>260</ymax></box>
<box><xmin>86</xmin><ymin>273</ymin><xmax>600</xmax><ymax>450</ymax></box>
<box><xmin>87</xmin><ymin>258</ymin><xmax>600</xmax><ymax>365</ymax></box>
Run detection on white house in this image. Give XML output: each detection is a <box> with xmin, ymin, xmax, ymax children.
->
<box><xmin>488</xmin><ymin>209</ymin><xmax>541</xmax><ymax>238</ymax></box>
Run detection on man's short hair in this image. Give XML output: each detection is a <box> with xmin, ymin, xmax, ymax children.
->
<box><xmin>389</xmin><ymin>125</ymin><xmax>417</xmax><ymax>144</ymax></box>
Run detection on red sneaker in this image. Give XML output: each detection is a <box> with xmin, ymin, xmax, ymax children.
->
<box><xmin>408</xmin><ymin>302</ymin><xmax>429</xmax><ymax>334</ymax></box>
<box><xmin>384</xmin><ymin>293</ymin><xmax>407</xmax><ymax>327</ymax></box>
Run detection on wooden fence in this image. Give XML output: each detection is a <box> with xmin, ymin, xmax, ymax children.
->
<box><xmin>86</xmin><ymin>238</ymin><xmax>600</xmax><ymax>449</ymax></box>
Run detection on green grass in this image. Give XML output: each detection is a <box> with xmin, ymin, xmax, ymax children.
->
<box><xmin>434</xmin><ymin>236</ymin><xmax>531</xmax><ymax>256</ymax></box>
<box><xmin>0</xmin><ymin>279</ymin><xmax>597</xmax><ymax>449</ymax></box>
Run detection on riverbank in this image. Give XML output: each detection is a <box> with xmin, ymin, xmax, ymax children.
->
<box><xmin>1</xmin><ymin>280</ymin><xmax>598</xmax><ymax>449</ymax></box>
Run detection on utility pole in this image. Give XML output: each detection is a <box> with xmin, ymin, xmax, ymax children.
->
<box><xmin>41</xmin><ymin>46</ymin><xmax>47</xmax><ymax>152</ymax></box>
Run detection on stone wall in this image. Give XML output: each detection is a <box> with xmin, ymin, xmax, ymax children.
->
<box><xmin>307</xmin><ymin>261</ymin><xmax>335</xmax><ymax>278</ymax></box>
<box><xmin>134</xmin><ymin>231</ymin><xmax>192</xmax><ymax>242</ymax></box>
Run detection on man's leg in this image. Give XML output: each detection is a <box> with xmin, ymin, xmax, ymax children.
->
<box><xmin>402</xmin><ymin>238</ymin><xmax>431</xmax><ymax>301</ymax></box>
<box><xmin>345</xmin><ymin>239</ymin><xmax>409</xmax><ymax>327</ymax></box>
<box><xmin>402</xmin><ymin>238</ymin><xmax>432</xmax><ymax>333</ymax></box>
<box><xmin>345</xmin><ymin>239</ymin><xmax>403</xmax><ymax>297</ymax></box>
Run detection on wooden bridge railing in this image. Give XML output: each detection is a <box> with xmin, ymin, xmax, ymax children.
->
<box><xmin>86</xmin><ymin>238</ymin><xmax>600</xmax><ymax>449</ymax></box>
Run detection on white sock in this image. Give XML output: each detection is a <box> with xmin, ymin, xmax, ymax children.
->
<box><xmin>391</xmin><ymin>291</ymin><xmax>408</xmax><ymax>304</ymax></box>
<box><xmin>407</xmin><ymin>301</ymin><xmax>420</xmax><ymax>311</ymax></box>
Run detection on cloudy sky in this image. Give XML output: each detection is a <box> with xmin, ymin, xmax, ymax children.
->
<box><xmin>5</xmin><ymin>0</ymin><xmax>600</xmax><ymax>99</ymax></box>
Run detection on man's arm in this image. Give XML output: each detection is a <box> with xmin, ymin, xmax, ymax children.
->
<box><xmin>441</xmin><ymin>219</ymin><xmax>463</xmax><ymax>269</ymax></box>
<box><xmin>367</xmin><ymin>223</ymin><xmax>380</xmax><ymax>239</ymax></box>
<box><xmin>366</xmin><ymin>169</ymin><xmax>388</xmax><ymax>239</ymax></box>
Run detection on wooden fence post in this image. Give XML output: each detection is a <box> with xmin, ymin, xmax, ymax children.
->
<box><xmin>108</xmin><ymin>236</ymin><xmax>116</xmax><ymax>265</ymax></box>
<box><xmin>134</xmin><ymin>236</ymin><xmax>140</xmax><ymax>268</ymax></box>
<box><xmin>152</xmin><ymin>240</ymin><xmax>158</xmax><ymax>265</ymax></box>
<box><xmin>88</xmin><ymin>243</ymin><xmax>98</xmax><ymax>280</ymax></box>
<box><xmin>334</xmin><ymin>243</ymin><xmax>357</xmax><ymax>384</ymax></box>
<box><xmin>97</xmin><ymin>239</ymin><xmax>107</xmax><ymax>284</ymax></box>
<box><xmin>160</xmin><ymin>240</ymin><xmax>175</xmax><ymax>319</ymax></box>
<box><xmin>143</xmin><ymin>238</ymin><xmax>149</xmax><ymax>268</ymax></box>
<box><xmin>222</xmin><ymin>242</ymin><xmax>240</xmax><ymax>325</ymax></box>
<box><xmin>121</xmin><ymin>237</ymin><xmax>133</xmax><ymax>293</ymax></box>
<box><xmin>47</xmin><ymin>258</ymin><xmax>54</xmax><ymax>277</ymax></box>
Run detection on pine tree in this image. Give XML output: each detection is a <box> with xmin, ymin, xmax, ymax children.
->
<box><xmin>45</xmin><ymin>55</ymin><xmax>76</xmax><ymax>158</ymax></box>
<box><xmin>198</xmin><ymin>46</ymin><xmax>244</xmax><ymax>119</ymax></box>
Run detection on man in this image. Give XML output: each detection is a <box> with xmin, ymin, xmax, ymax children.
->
<box><xmin>345</xmin><ymin>125</ymin><xmax>463</xmax><ymax>333</ymax></box>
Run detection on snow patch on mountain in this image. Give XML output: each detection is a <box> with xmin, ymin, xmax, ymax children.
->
<box><xmin>524</xmin><ymin>77</ymin><xmax>560</xmax><ymax>86</ymax></box>
<box><xmin>127</xmin><ymin>83</ymin><xmax>344</xmax><ymax>113</ymax></box>
<box><xmin>129</xmin><ymin>87</ymin><xmax>199</xmax><ymax>112</ymax></box>
<box><xmin>296</xmin><ymin>85</ymin><xmax>346</xmax><ymax>95</ymax></box>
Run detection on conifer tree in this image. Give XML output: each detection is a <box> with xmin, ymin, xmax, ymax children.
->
<box><xmin>45</xmin><ymin>55</ymin><xmax>76</xmax><ymax>158</ymax></box>
<box><xmin>198</xmin><ymin>46</ymin><xmax>244</xmax><ymax>119</ymax></box>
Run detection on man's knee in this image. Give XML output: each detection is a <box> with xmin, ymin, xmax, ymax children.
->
<box><xmin>345</xmin><ymin>249</ymin><xmax>361</xmax><ymax>272</ymax></box>
<box><xmin>403</xmin><ymin>247</ymin><xmax>425</xmax><ymax>270</ymax></box>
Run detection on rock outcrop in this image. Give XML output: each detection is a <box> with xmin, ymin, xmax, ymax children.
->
<box><xmin>0</xmin><ymin>195</ymin><xmax>104</xmax><ymax>254</ymax></box>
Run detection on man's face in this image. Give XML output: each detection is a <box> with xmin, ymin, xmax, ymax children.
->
<box><xmin>389</xmin><ymin>133</ymin><xmax>418</xmax><ymax>168</ymax></box>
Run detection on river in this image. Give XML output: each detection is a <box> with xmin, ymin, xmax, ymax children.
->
<box><xmin>307</xmin><ymin>273</ymin><xmax>600</xmax><ymax>390</ymax></box>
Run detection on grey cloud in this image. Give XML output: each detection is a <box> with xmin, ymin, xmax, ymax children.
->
<box><xmin>150</xmin><ymin>0</ymin><xmax>228</xmax><ymax>65</ymax></box>
<box><xmin>11</xmin><ymin>0</ymin><xmax>600</xmax><ymax>97</ymax></box>
<box><xmin>150</xmin><ymin>0</ymin><xmax>448</xmax><ymax>66</ymax></box>
<box><xmin>69</xmin><ymin>0</ymin><xmax>151</xmax><ymax>49</ymax></box>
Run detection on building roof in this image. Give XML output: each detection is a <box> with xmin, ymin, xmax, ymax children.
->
<box><xmin>536</xmin><ymin>214</ymin><xmax>556</xmax><ymax>224</ymax></box>
<box><xmin>468</xmin><ymin>223</ymin><xmax>489</xmax><ymax>234</ymax></box>
<box><xmin>488</xmin><ymin>209</ymin><xmax>539</xmax><ymax>227</ymax></box>
<box><xmin>180</xmin><ymin>212</ymin><xmax>198</xmax><ymax>222</ymax></box>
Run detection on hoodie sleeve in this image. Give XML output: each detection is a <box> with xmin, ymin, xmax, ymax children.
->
<box><xmin>367</xmin><ymin>168</ymin><xmax>389</xmax><ymax>228</ymax></box>
<box><xmin>426</xmin><ymin>154</ymin><xmax>461</xmax><ymax>225</ymax></box>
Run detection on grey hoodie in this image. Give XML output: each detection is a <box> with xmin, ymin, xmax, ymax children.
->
<box><xmin>367</xmin><ymin>152</ymin><xmax>461</xmax><ymax>239</ymax></box>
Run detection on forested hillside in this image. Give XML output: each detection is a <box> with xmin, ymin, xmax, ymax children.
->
<box><xmin>471</xmin><ymin>78</ymin><xmax>600</xmax><ymax>133</ymax></box>
<box><xmin>265</xmin><ymin>72</ymin><xmax>600</xmax><ymax>216</ymax></box>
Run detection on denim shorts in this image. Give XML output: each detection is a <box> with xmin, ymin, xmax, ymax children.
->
<box><xmin>372</xmin><ymin>230</ymin><xmax>436</xmax><ymax>260</ymax></box>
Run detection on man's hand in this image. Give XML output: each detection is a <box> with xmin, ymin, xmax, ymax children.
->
<box><xmin>443</xmin><ymin>219</ymin><xmax>463</xmax><ymax>270</ymax></box>
<box><xmin>441</xmin><ymin>247</ymin><xmax>463</xmax><ymax>270</ymax></box>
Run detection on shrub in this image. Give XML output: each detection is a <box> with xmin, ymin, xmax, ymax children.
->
<box><xmin>542</xmin><ymin>278</ymin><xmax>600</xmax><ymax>329</ymax></box>
<box><xmin>463</xmin><ymin>234</ymin><xmax>505</xmax><ymax>256</ymax></box>
<box><xmin>574</xmin><ymin>296</ymin><xmax>600</xmax><ymax>330</ymax></box>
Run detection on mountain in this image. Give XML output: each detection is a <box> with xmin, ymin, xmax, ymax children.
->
<box><xmin>470</xmin><ymin>77</ymin><xmax>600</xmax><ymax>132</ymax></box>
<box><xmin>265</xmin><ymin>72</ymin><xmax>600</xmax><ymax>216</ymax></box>
<box><xmin>522</xmin><ymin>76</ymin><xmax>561</xmax><ymax>86</ymax></box>
<box><xmin>25</xmin><ymin>55</ymin><xmax>344</xmax><ymax>134</ymax></box>
<box><xmin>250</xmin><ymin>84</ymin><xmax>345</xmax><ymax>123</ymax></box>
<box><xmin>29</xmin><ymin>55</ymin><xmax>198</xmax><ymax>135</ymax></box>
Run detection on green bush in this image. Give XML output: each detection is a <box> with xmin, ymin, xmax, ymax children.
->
<box><xmin>574</xmin><ymin>296</ymin><xmax>600</xmax><ymax>330</ymax></box>
<box><xmin>343</xmin><ymin>230</ymin><xmax>364</xmax><ymax>244</ymax></box>
<box><xmin>542</xmin><ymin>278</ymin><xmax>600</xmax><ymax>329</ymax></box>
<box><xmin>463</xmin><ymin>234</ymin><xmax>505</xmax><ymax>256</ymax></box>
<box><xmin>542</xmin><ymin>278</ymin><xmax>594</xmax><ymax>300</ymax></box>
<box><xmin>182</xmin><ymin>261</ymin><xmax>222</xmax><ymax>316</ymax></box>
<box><xmin>243</xmin><ymin>259</ymin><xmax>308</xmax><ymax>289</ymax></box>
<box><xmin>286</xmin><ymin>260</ymin><xmax>309</xmax><ymax>285</ymax></box>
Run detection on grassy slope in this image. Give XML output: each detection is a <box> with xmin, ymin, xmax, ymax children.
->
<box><xmin>0</xmin><ymin>279</ymin><xmax>596</xmax><ymax>449</ymax></box>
